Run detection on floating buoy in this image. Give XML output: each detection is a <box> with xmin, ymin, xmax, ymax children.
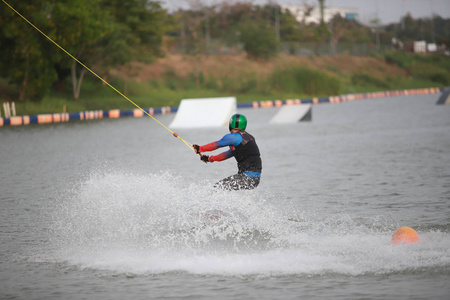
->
<box><xmin>391</xmin><ymin>227</ymin><xmax>419</xmax><ymax>245</ymax></box>
<box><xmin>173</xmin><ymin>132</ymin><xmax>178</xmax><ymax>137</ymax></box>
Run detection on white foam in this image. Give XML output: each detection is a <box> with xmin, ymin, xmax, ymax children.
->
<box><xmin>47</xmin><ymin>171</ymin><xmax>450</xmax><ymax>277</ymax></box>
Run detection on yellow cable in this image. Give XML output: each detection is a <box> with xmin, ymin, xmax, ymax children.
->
<box><xmin>2</xmin><ymin>0</ymin><xmax>195</xmax><ymax>152</ymax></box>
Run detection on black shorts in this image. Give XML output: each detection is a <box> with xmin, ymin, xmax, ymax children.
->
<box><xmin>214</xmin><ymin>173</ymin><xmax>260</xmax><ymax>191</ymax></box>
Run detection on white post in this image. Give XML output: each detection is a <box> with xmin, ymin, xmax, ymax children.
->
<box><xmin>6</xmin><ymin>102</ymin><xmax>11</xmax><ymax>118</ymax></box>
<box><xmin>3</xmin><ymin>102</ymin><xmax>9</xmax><ymax>118</ymax></box>
<box><xmin>11</xmin><ymin>102</ymin><xmax>16</xmax><ymax>116</ymax></box>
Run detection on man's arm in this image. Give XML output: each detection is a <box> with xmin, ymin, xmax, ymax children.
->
<box><xmin>208</xmin><ymin>149</ymin><xmax>233</xmax><ymax>162</ymax></box>
<box><xmin>199</xmin><ymin>133</ymin><xmax>242</xmax><ymax>152</ymax></box>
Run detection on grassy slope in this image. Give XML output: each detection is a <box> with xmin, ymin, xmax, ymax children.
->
<box><xmin>12</xmin><ymin>53</ymin><xmax>447</xmax><ymax>115</ymax></box>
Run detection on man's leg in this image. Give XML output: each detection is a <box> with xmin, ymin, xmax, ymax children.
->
<box><xmin>214</xmin><ymin>174</ymin><xmax>260</xmax><ymax>190</ymax></box>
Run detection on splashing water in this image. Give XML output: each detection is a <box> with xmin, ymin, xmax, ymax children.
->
<box><xmin>48</xmin><ymin>171</ymin><xmax>450</xmax><ymax>276</ymax></box>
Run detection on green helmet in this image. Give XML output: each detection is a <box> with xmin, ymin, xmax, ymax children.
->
<box><xmin>229</xmin><ymin>114</ymin><xmax>247</xmax><ymax>132</ymax></box>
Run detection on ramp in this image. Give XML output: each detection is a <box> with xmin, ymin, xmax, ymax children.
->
<box><xmin>436</xmin><ymin>88</ymin><xmax>450</xmax><ymax>105</ymax></box>
<box><xmin>269</xmin><ymin>104</ymin><xmax>312</xmax><ymax>124</ymax></box>
<box><xmin>169</xmin><ymin>97</ymin><xmax>236</xmax><ymax>128</ymax></box>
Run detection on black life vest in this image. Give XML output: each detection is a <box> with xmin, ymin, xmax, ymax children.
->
<box><xmin>231</xmin><ymin>131</ymin><xmax>262</xmax><ymax>173</ymax></box>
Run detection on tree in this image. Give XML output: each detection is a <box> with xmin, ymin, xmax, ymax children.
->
<box><xmin>0</xmin><ymin>0</ymin><xmax>171</xmax><ymax>101</ymax></box>
<box><xmin>330</xmin><ymin>14</ymin><xmax>371</xmax><ymax>47</ymax></box>
<box><xmin>369</xmin><ymin>17</ymin><xmax>382</xmax><ymax>52</ymax></box>
<box><xmin>213</xmin><ymin>2</ymin><xmax>255</xmax><ymax>48</ymax></box>
<box><xmin>433</xmin><ymin>16</ymin><xmax>450</xmax><ymax>46</ymax></box>
<box><xmin>318</xmin><ymin>0</ymin><xmax>325</xmax><ymax>25</ymax></box>
<box><xmin>48</xmin><ymin>0</ymin><xmax>116</xmax><ymax>100</ymax></box>
<box><xmin>0</xmin><ymin>0</ymin><xmax>57</xmax><ymax>101</ymax></box>
<box><xmin>301</xmin><ymin>1</ymin><xmax>315</xmax><ymax>24</ymax></box>
<box><xmin>104</xmin><ymin>0</ymin><xmax>172</xmax><ymax>61</ymax></box>
<box><xmin>50</xmin><ymin>0</ymin><xmax>171</xmax><ymax>100</ymax></box>
<box><xmin>239</xmin><ymin>19</ymin><xmax>279</xmax><ymax>60</ymax></box>
<box><xmin>278</xmin><ymin>7</ymin><xmax>304</xmax><ymax>42</ymax></box>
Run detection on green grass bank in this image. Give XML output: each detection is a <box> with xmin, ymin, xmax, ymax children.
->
<box><xmin>3</xmin><ymin>53</ymin><xmax>449</xmax><ymax>116</ymax></box>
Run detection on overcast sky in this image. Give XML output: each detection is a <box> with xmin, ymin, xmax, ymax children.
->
<box><xmin>160</xmin><ymin>0</ymin><xmax>450</xmax><ymax>25</ymax></box>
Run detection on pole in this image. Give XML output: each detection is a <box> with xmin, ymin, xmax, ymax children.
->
<box><xmin>430</xmin><ymin>0</ymin><xmax>435</xmax><ymax>43</ymax></box>
<box><xmin>11</xmin><ymin>102</ymin><xmax>16</xmax><ymax>116</ymax></box>
<box><xmin>275</xmin><ymin>5</ymin><xmax>280</xmax><ymax>43</ymax></box>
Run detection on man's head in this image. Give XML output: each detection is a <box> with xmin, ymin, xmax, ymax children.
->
<box><xmin>229</xmin><ymin>114</ymin><xmax>247</xmax><ymax>132</ymax></box>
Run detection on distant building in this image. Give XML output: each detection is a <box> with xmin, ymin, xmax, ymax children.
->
<box><xmin>281</xmin><ymin>5</ymin><xmax>358</xmax><ymax>24</ymax></box>
<box><xmin>427</xmin><ymin>43</ymin><xmax>437</xmax><ymax>52</ymax></box>
<box><xmin>413</xmin><ymin>41</ymin><xmax>427</xmax><ymax>53</ymax></box>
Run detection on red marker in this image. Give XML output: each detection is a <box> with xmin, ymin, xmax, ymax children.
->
<box><xmin>173</xmin><ymin>132</ymin><xmax>178</xmax><ymax>137</ymax></box>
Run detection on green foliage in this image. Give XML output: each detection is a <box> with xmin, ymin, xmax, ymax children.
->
<box><xmin>384</xmin><ymin>52</ymin><xmax>450</xmax><ymax>85</ymax></box>
<box><xmin>0</xmin><ymin>78</ymin><xmax>17</xmax><ymax>99</ymax></box>
<box><xmin>204</xmin><ymin>73</ymin><xmax>219</xmax><ymax>90</ymax></box>
<box><xmin>0</xmin><ymin>0</ymin><xmax>58</xmax><ymax>101</ymax></box>
<box><xmin>50</xmin><ymin>0</ymin><xmax>115</xmax><ymax>99</ymax></box>
<box><xmin>238</xmin><ymin>20</ymin><xmax>279</xmax><ymax>60</ymax></box>
<box><xmin>9</xmin><ymin>56</ymin><xmax>446</xmax><ymax>116</ymax></box>
<box><xmin>218</xmin><ymin>72</ymin><xmax>259</xmax><ymax>94</ymax></box>
<box><xmin>278</xmin><ymin>8</ymin><xmax>304</xmax><ymax>42</ymax></box>
<box><xmin>330</xmin><ymin>14</ymin><xmax>372</xmax><ymax>45</ymax></box>
<box><xmin>384</xmin><ymin>52</ymin><xmax>415</xmax><ymax>69</ymax></box>
<box><xmin>2</xmin><ymin>0</ymin><xmax>450</xmax><ymax>110</ymax></box>
<box><xmin>409</xmin><ymin>61</ymin><xmax>450</xmax><ymax>86</ymax></box>
<box><xmin>266</xmin><ymin>67</ymin><xmax>341</xmax><ymax>96</ymax></box>
<box><xmin>103</xmin><ymin>0</ymin><xmax>170</xmax><ymax>61</ymax></box>
<box><xmin>156</xmin><ymin>68</ymin><xmax>260</xmax><ymax>94</ymax></box>
<box><xmin>351</xmin><ymin>72</ymin><xmax>390</xmax><ymax>89</ymax></box>
<box><xmin>0</xmin><ymin>0</ymin><xmax>170</xmax><ymax>102</ymax></box>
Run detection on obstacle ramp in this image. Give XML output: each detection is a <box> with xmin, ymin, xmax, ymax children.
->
<box><xmin>169</xmin><ymin>97</ymin><xmax>237</xmax><ymax>128</ymax></box>
<box><xmin>269</xmin><ymin>104</ymin><xmax>312</xmax><ymax>124</ymax></box>
<box><xmin>436</xmin><ymin>88</ymin><xmax>450</xmax><ymax>105</ymax></box>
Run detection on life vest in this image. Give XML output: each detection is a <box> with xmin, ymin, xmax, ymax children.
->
<box><xmin>231</xmin><ymin>131</ymin><xmax>262</xmax><ymax>173</ymax></box>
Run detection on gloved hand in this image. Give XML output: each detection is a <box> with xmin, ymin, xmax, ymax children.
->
<box><xmin>200</xmin><ymin>155</ymin><xmax>210</xmax><ymax>163</ymax></box>
<box><xmin>193</xmin><ymin>144</ymin><xmax>200</xmax><ymax>154</ymax></box>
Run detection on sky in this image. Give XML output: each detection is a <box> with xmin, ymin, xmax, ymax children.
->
<box><xmin>160</xmin><ymin>0</ymin><xmax>450</xmax><ymax>25</ymax></box>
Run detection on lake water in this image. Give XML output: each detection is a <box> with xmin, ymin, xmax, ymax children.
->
<box><xmin>1</xmin><ymin>94</ymin><xmax>449</xmax><ymax>299</ymax></box>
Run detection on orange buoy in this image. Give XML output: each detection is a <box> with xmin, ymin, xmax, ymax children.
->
<box><xmin>391</xmin><ymin>227</ymin><xmax>419</xmax><ymax>245</ymax></box>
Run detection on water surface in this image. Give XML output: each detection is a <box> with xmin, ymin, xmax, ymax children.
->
<box><xmin>1</xmin><ymin>94</ymin><xmax>449</xmax><ymax>299</ymax></box>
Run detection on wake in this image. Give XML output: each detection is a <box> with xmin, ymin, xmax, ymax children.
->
<box><xmin>45</xmin><ymin>170</ymin><xmax>450</xmax><ymax>276</ymax></box>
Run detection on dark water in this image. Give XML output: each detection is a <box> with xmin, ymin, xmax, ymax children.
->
<box><xmin>1</xmin><ymin>94</ymin><xmax>449</xmax><ymax>299</ymax></box>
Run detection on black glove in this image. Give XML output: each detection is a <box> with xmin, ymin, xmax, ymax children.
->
<box><xmin>193</xmin><ymin>144</ymin><xmax>200</xmax><ymax>154</ymax></box>
<box><xmin>200</xmin><ymin>155</ymin><xmax>210</xmax><ymax>163</ymax></box>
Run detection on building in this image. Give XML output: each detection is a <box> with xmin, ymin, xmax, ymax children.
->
<box><xmin>281</xmin><ymin>5</ymin><xmax>358</xmax><ymax>24</ymax></box>
<box><xmin>413</xmin><ymin>41</ymin><xmax>426</xmax><ymax>53</ymax></box>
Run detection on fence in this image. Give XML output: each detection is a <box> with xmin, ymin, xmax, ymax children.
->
<box><xmin>166</xmin><ymin>39</ymin><xmax>392</xmax><ymax>56</ymax></box>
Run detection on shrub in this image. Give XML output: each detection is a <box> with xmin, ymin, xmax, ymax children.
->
<box><xmin>384</xmin><ymin>52</ymin><xmax>415</xmax><ymax>69</ymax></box>
<box><xmin>238</xmin><ymin>20</ymin><xmax>279</xmax><ymax>60</ymax></box>
<box><xmin>351</xmin><ymin>72</ymin><xmax>390</xmax><ymax>89</ymax></box>
<box><xmin>267</xmin><ymin>66</ymin><xmax>341</xmax><ymax>96</ymax></box>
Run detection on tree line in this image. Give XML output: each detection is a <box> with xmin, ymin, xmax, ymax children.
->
<box><xmin>0</xmin><ymin>0</ymin><xmax>449</xmax><ymax>102</ymax></box>
<box><xmin>169</xmin><ymin>1</ymin><xmax>449</xmax><ymax>55</ymax></box>
<box><xmin>0</xmin><ymin>0</ymin><xmax>173</xmax><ymax>101</ymax></box>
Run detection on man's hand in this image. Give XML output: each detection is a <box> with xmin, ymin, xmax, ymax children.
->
<box><xmin>193</xmin><ymin>144</ymin><xmax>200</xmax><ymax>154</ymax></box>
<box><xmin>200</xmin><ymin>155</ymin><xmax>210</xmax><ymax>163</ymax></box>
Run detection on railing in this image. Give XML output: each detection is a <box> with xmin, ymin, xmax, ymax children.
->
<box><xmin>165</xmin><ymin>40</ymin><xmax>392</xmax><ymax>56</ymax></box>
